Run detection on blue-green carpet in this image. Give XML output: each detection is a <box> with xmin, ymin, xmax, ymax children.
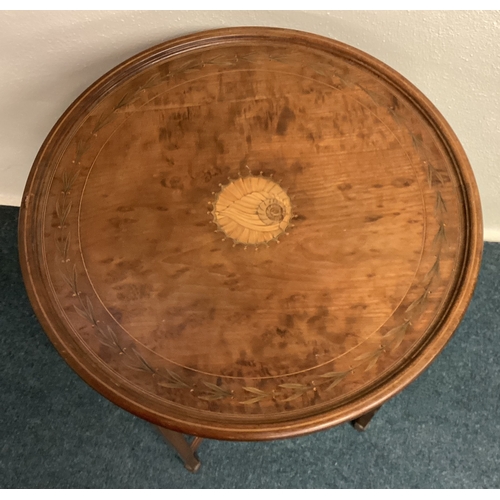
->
<box><xmin>1</xmin><ymin>205</ymin><xmax>499</xmax><ymax>488</ymax></box>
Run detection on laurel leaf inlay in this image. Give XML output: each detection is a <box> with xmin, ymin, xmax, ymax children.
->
<box><xmin>198</xmin><ymin>381</ymin><xmax>233</xmax><ymax>401</ymax></box>
<box><xmin>240</xmin><ymin>387</ymin><xmax>273</xmax><ymax>405</ymax></box>
<box><xmin>92</xmin><ymin>112</ymin><xmax>115</xmax><ymax>134</ymax></box>
<box><xmin>158</xmin><ymin>370</ymin><xmax>191</xmax><ymax>389</ymax></box>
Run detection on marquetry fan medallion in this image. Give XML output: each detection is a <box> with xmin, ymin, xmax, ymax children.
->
<box><xmin>212</xmin><ymin>173</ymin><xmax>293</xmax><ymax>246</ymax></box>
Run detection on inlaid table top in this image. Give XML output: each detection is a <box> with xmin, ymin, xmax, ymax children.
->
<box><xmin>19</xmin><ymin>28</ymin><xmax>483</xmax><ymax>441</ymax></box>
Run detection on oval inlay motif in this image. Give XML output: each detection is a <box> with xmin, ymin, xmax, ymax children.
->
<box><xmin>212</xmin><ymin>174</ymin><xmax>293</xmax><ymax>246</ymax></box>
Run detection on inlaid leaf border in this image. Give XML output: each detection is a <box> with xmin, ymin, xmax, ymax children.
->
<box><xmin>52</xmin><ymin>46</ymin><xmax>450</xmax><ymax>408</ymax></box>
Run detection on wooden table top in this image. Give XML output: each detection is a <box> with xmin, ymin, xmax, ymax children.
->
<box><xmin>19</xmin><ymin>28</ymin><xmax>483</xmax><ymax>441</ymax></box>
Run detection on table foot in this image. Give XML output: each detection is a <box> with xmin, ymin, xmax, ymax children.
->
<box><xmin>351</xmin><ymin>406</ymin><xmax>382</xmax><ymax>432</ymax></box>
<box><xmin>155</xmin><ymin>425</ymin><xmax>203</xmax><ymax>473</ymax></box>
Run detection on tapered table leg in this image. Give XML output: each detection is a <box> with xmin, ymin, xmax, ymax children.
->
<box><xmin>156</xmin><ymin>425</ymin><xmax>203</xmax><ymax>473</ymax></box>
<box><xmin>351</xmin><ymin>406</ymin><xmax>382</xmax><ymax>432</ymax></box>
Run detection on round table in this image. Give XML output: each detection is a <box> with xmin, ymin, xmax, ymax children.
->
<box><xmin>19</xmin><ymin>27</ymin><xmax>483</xmax><ymax>472</ymax></box>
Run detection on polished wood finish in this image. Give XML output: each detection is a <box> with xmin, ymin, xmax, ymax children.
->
<box><xmin>19</xmin><ymin>28</ymin><xmax>483</xmax><ymax>442</ymax></box>
<box><xmin>351</xmin><ymin>406</ymin><xmax>381</xmax><ymax>432</ymax></box>
<box><xmin>156</xmin><ymin>426</ymin><xmax>202</xmax><ymax>473</ymax></box>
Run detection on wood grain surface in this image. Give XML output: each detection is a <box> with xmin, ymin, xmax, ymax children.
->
<box><xmin>19</xmin><ymin>27</ymin><xmax>483</xmax><ymax>440</ymax></box>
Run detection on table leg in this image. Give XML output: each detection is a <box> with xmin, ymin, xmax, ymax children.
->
<box><xmin>155</xmin><ymin>425</ymin><xmax>203</xmax><ymax>473</ymax></box>
<box><xmin>351</xmin><ymin>406</ymin><xmax>382</xmax><ymax>432</ymax></box>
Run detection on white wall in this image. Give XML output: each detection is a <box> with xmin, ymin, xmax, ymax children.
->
<box><xmin>1</xmin><ymin>11</ymin><xmax>499</xmax><ymax>240</ymax></box>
